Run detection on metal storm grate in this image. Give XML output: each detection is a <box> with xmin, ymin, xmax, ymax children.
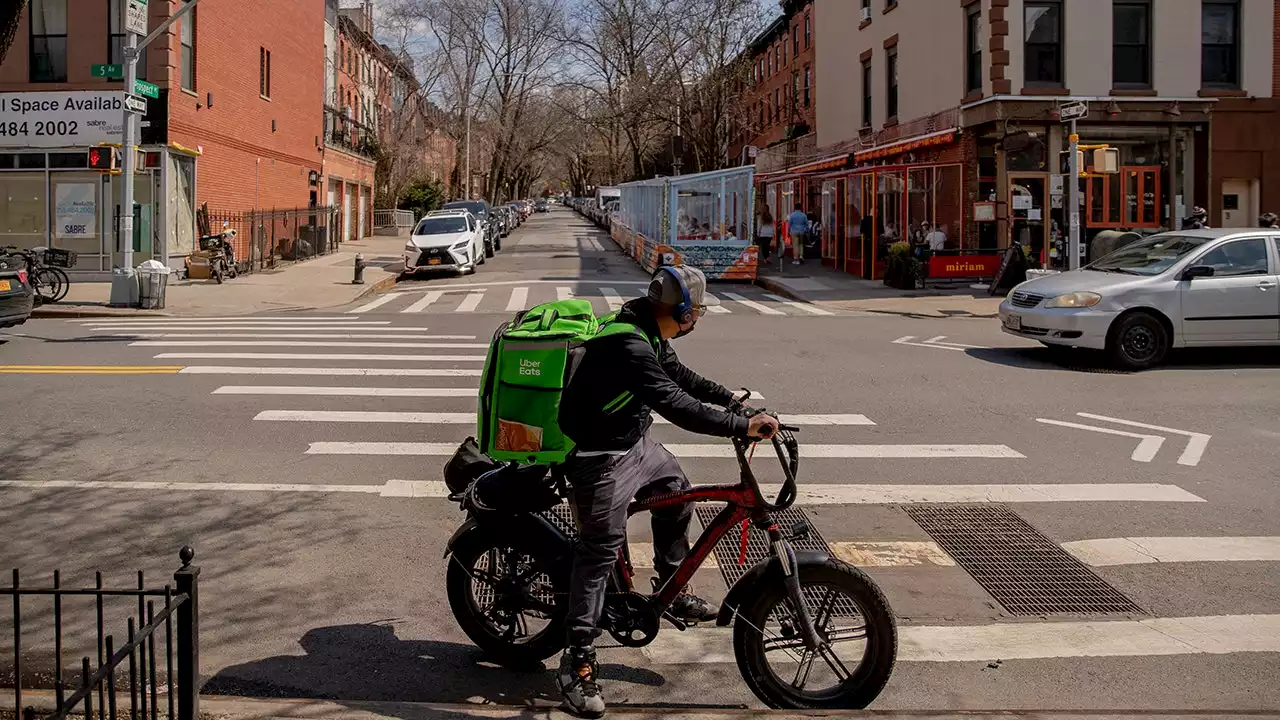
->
<box><xmin>695</xmin><ymin>506</ymin><xmax>833</xmax><ymax>587</ymax></box>
<box><xmin>542</xmin><ymin>503</ymin><xmax>579</xmax><ymax>542</ymax></box>
<box><xmin>904</xmin><ymin>504</ymin><xmax>1145</xmax><ymax>616</ymax></box>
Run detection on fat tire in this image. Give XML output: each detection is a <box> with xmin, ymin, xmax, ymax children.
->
<box><xmin>732</xmin><ymin>559</ymin><xmax>897</xmax><ymax>710</ymax></box>
<box><xmin>446</xmin><ymin>531</ymin><xmax>567</xmax><ymax>668</ymax></box>
<box><xmin>47</xmin><ymin>267</ymin><xmax>70</xmax><ymax>302</ymax></box>
<box><xmin>1105</xmin><ymin>311</ymin><xmax>1168</xmax><ymax>371</ymax></box>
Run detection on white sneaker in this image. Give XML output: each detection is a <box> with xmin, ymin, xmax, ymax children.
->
<box><xmin>557</xmin><ymin>646</ymin><xmax>606</xmax><ymax>718</ymax></box>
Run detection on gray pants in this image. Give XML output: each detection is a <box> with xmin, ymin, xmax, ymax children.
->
<box><xmin>563</xmin><ymin>431</ymin><xmax>693</xmax><ymax>648</ymax></box>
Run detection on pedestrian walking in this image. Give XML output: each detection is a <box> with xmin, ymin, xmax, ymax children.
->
<box><xmin>756</xmin><ymin>207</ymin><xmax>775</xmax><ymax>263</ymax></box>
<box><xmin>786</xmin><ymin>204</ymin><xmax>809</xmax><ymax>265</ymax></box>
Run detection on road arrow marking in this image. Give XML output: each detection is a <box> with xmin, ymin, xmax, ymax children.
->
<box><xmin>892</xmin><ymin>335</ymin><xmax>988</xmax><ymax>351</ymax></box>
<box><xmin>1035</xmin><ymin>418</ymin><xmax>1165</xmax><ymax>462</ymax></box>
<box><xmin>1075</xmin><ymin>413</ymin><xmax>1211</xmax><ymax>466</ymax></box>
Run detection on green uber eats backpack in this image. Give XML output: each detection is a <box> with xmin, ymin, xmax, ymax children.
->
<box><xmin>477</xmin><ymin>298</ymin><xmax>655</xmax><ymax>465</ymax></box>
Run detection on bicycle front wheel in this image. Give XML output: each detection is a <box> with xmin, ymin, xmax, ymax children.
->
<box><xmin>32</xmin><ymin>268</ymin><xmax>62</xmax><ymax>304</ymax></box>
<box><xmin>732</xmin><ymin>559</ymin><xmax>896</xmax><ymax>709</ymax></box>
<box><xmin>46</xmin><ymin>267</ymin><xmax>70</xmax><ymax>302</ymax></box>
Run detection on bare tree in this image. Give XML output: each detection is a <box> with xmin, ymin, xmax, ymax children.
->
<box><xmin>0</xmin><ymin>0</ymin><xmax>26</xmax><ymax>67</ymax></box>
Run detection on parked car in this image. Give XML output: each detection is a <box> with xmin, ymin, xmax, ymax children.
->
<box><xmin>442</xmin><ymin>200</ymin><xmax>499</xmax><ymax>255</ymax></box>
<box><xmin>0</xmin><ymin>250</ymin><xmax>34</xmax><ymax>329</ymax></box>
<box><xmin>535</xmin><ymin>199</ymin><xmax>549</xmax><ymax>213</ymax></box>
<box><xmin>403</xmin><ymin>210</ymin><xmax>485</xmax><ymax>276</ymax></box>
<box><xmin>999</xmin><ymin>228</ymin><xmax>1280</xmax><ymax>370</ymax></box>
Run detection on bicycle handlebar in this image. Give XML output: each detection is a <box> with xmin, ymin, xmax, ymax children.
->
<box><xmin>727</xmin><ymin>389</ymin><xmax>800</xmax><ymax>512</ymax></box>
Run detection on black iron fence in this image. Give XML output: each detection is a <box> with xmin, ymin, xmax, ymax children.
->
<box><xmin>198</xmin><ymin>205</ymin><xmax>339</xmax><ymax>274</ymax></box>
<box><xmin>3</xmin><ymin>548</ymin><xmax>200</xmax><ymax>720</ymax></box>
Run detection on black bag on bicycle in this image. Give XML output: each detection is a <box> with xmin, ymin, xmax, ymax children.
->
<box><xmin>443</xmin><ymin>437</ymin><xmax>559</xmax><ymax>513</ymax></box>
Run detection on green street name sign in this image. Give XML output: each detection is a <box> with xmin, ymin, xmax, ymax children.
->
<box><xmin>92</xmin><ymin>64</ymin><xmax>123</xmax><ymax>79</ymax></box>
<box><xmin>134</xmin><ymin>79</ymin><xmax>159</xmax><ymax>99</ymax></box>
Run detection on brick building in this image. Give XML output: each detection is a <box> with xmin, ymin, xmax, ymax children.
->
<box><xmin>728</xmin><ymin>0</ymin><xmax>816</xmax><ymax>166</ymax></box>
<box><xmin>0</xmin><ymin>0</ymin><xmax>326</xmax><ymax>275</ymax></box>
<box><xmin>324</xmin><ymin>0</ymin><xmax>376</xmax><ymax>244</ymax></box>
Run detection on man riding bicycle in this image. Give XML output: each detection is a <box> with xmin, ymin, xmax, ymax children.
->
<box><xmin>555</xmin><ymin>265</ymin><xmax>779</xmax><ymax>717</ymax></box>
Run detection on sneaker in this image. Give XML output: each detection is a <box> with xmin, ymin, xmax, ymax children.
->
<box><xmin>791</xmin><ymin>259</ymin><xmax>802</xmax><ymax>265</ymax></box>
<box><xmin>556</xmin><ymin>646</ymin><xmax>605</xmax><ymax>718</ymax></box>
<box><xmin>669</xmin><ymin>589</ymin><xmax>719</xmax><ymax>624</ymax></box>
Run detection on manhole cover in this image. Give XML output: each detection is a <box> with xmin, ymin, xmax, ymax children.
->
<box><xmin>904</xmin><ymin>504</ymin><xmax>1144</xmax><ymax>616</ymax></box>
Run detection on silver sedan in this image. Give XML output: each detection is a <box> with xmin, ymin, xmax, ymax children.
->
<box><xmin>999</xmin><ymin>229</ymin><xmax>1280</xmax><ymax>369</ymax></box>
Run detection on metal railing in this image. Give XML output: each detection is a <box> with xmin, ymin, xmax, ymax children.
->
<box><xmin>198</xmin><ymin>205</ymin><xmax>340</xmax><ymax>274</ymax></box>
<box><xmin>3</xmin><ymin>547</ymin><xmax>200</xmax><ymax>720</ymax></box>
<box><xmin>373</xmin><ymin>209</ymin><xmax>414</xmax><ymax>237</ymax></box>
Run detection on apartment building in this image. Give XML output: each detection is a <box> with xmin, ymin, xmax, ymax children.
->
<box><xmin>0</xmin><ymin>0</ymin><xmax>326</xmax><ymax>275</ymax></box>
<box><xmin>729</xmin><ymin>0</ymin><xmax>816</xmax><ymax>167</ymax></box>
<box><xmin>769</xmin><ymin>0</ymin><xmax>1275</xmax><ymax>280</ymax></box>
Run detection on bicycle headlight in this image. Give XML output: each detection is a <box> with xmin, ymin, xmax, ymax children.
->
<box><xmin>1045</xmin><ymin>291</ymin><xmax>1102</xmax><ymax>308</ymax></box>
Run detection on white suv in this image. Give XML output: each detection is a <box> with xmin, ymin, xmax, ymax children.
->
<box><xmin>403</xmin><ymin>210</ymin><xmax>485</xmax><ymax>275</ymax></box>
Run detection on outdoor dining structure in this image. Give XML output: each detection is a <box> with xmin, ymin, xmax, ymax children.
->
<box><xmin>609</xmin><ymin>166</ymin><xmax>758</xmax><ymax>280</ymax></box>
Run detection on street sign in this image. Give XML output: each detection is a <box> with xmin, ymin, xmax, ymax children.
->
<box><xmin>133</xmin><ymin>79</ymin><xmax>159</xmax><ymax>99</ymax></box>
<box><xmin>92</xmin><ymin>64</ymin><xmax>123</xmax><ymax>79</ymax></box>
<box><xmin>125</xmin><ymin>0</ymin><xmax>149</xmax><ymax>35</ymax></box>
<box><xmin>124</xmin><ymin>93</ymin><xmax>147</xmax><ymax>114</ymax></box>
<box><xmin>1059</xmin><ymin>101</ymin><xmax>1088</xmax><ymax>122</ymax></box>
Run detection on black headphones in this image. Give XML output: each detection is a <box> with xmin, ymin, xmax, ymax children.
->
<box><xmin>659</xmin><ymin>266</ymin><xmax>694</xmax><ymax>324</ymax></box>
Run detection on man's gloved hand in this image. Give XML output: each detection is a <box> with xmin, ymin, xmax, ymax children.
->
<box><xmin>747</xmin><ymin>412</ymin><xmax>781</xmax><ymax>440</ymax></box>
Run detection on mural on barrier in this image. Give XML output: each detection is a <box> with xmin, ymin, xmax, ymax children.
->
<box><xmin>612</xmin><ymin>220</ymin><xmax>757</xmax><ymax>280</ymax></box>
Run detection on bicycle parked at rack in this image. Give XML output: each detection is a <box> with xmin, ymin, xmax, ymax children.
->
<box><xmin>0</xmin><ymin>246</ymin><xmax>74</xmax><ymax>304</ymax></box>
<box><xmin>443</xmin><ymin>391</ymin><xmax>898</xmax><ymax>710</ymax></box>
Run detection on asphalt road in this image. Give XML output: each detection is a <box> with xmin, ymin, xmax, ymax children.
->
<box><xmin>1</xmin><ymin>207</ymin><xmax>1278</xmax><ymax>714</ymax></box>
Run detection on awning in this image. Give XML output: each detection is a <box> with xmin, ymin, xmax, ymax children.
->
<box><xmin>853</xmin><ymin>128</ymin><xmax>957</xmax><ymax>163</ymax></box>
<box><xmin>784</xmin><ymin>152</ymin><xmax>853</xmax><ymax>175</ymax></box>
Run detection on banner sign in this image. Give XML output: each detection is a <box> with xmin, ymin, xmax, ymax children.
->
<box><xmin>929</xmin><ymin>253</ymin><xmax>1002</xmax><ymax>279</ymax></box>
<box><xmin>55</xmin><ymin>183</ymin><xmax>98</xmax><ymax>239</ymax></box>
<box><xmin>0</xmin><ymin>92</ymin><xmax>124</xmax><ymax>148</ymax></box>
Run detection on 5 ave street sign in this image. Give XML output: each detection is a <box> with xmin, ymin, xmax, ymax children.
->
<box><xmin>92</xmin><ymin>64</ymin><xmax>123</xmax><ymax>79</ymax></box>
<box><xmin>123</xmin><ymin>94</ymin><xmax>147</xmax><ymax>115</ymax></box>
<box><xmin>1059</xmin><ymin>101</ymin><xmax>1089</xmax><ymax>122</ymax></box>
<box><xmin>133</xmin><ymin>79</ymin><xmax>159</xmax><ymax>99</ymax></box>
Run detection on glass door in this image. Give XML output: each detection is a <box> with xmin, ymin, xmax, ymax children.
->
<box><xmin>51</xmin><ymin>172</ymin><xmax>106</xmax><ymax>271</ymax></box>
<box><xmin>1009</xmin><ymin>174</ymin><xmax>1048</xmax><ymax>263</ymax></box>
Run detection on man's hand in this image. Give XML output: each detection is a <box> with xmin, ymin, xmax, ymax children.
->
<box><xmin>747</xmin><ymin>412</ymin><xmax>780</xmax><ymax>440</ymax></box>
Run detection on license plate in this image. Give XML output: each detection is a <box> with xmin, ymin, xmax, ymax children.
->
<box><xmin>427</xmin><ymin>258</ymin><xmax>442</xmax><ymax>265</ymax></box>
<box><xmin>0</xmin><ymin>280</ymin><xmax>9</xmax><ymax>292</ymax></box>
<box><xmin>1003</xmin><ymin>313</ymin><xmax>1022</xmax><ymax>331</ymax></box>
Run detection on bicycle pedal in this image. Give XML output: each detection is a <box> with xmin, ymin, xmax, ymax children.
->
<box><xmin>661</xmin><ymin>613</ymin><xmax>690</xmax><ymax>631</ymax></box>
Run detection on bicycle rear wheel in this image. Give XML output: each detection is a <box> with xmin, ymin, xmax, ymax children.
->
<box><xmin>46</xmin><ymin>267</ymin><xmax>70</xmax><ymax>302</ymax></box>
<box><xmin>32</xmin><ymin>268</ymin><xmax>63</xmax><ymax>304</ymax></box>
<box><xmin>732</xmin><ymin>559</ymin><xmax>896</xmax><ymax>709</ymax></box>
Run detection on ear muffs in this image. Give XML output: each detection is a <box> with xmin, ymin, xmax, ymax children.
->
<box><xmin>659</xmin><ymin>266</ymin><xmax>693</xmax><ymax>324</ymax></box>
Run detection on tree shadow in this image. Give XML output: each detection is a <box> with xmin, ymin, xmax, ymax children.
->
<box><xmin>204</xmin><ymin>623</ymin><xmax>664</xmax><ymax>710</ymax></box>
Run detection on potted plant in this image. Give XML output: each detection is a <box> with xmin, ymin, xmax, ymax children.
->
<box><xmin>884</xmin><ymin>241</ymin><xmax>920</xmax><ymax>289</ymax></box>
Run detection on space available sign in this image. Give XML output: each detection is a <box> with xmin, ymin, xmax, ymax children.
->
<box><xmin>0</xmin><ymin>91</ymin><xmax>125</xmax><ymax>149</ymax></box>
<box><xmin>55</xmin><ymin>183</ymin><xmax>98</xmax><ymax>239</ymax></box>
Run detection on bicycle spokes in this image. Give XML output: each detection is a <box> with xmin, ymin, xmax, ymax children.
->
<box><xmin>755</xmin><ymin>583</ymin><xmax>871</xmax><ymax>694</ymax></box>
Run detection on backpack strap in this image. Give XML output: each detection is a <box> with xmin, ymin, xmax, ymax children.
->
<box><xmin>591</xmin><ymin>318</ymin><xmax>660</xmax><ymax>415</ymax></box>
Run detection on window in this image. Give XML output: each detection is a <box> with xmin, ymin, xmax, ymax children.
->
<box><xmin>781</xmin><ymin>39</ymin><xmax>787</xmax><ymax>65</ymax></box>
<box><xmin>1194</xmin><ymin>239</ymin><xmax>1271</xmax><ymax>276</ymax></box>
<box><xmin>259</xmin><ymin>47</ymin><xmax>271</xmax><ymax>98</ymax></box>
<box><xmin>965</xmin><ymin>4</ymin><xmax>983</xmax><ymax>93</ymax></box>
<box><xmin>1113</xmin><ymin>1</ymin><xmax>1151</xmax><ymax>87</ymax></box>
<box><xmin>1024</xmin><ymin>1</ymin><xmax>1063</xmax><ymax>86</ymax></box>
<box><xmin>861</xmin><ymin>58</ymin><xmax>872</xmax><ymax>127</ymax></box>
<box><xmin>107</xmin><ymin>0</ymin><xmax>148</xmax><ymax>80</ymax></box>
<box><xmin>792</xmin><ymin>70</ymin><xmax>799</xmax><ymax>112</ymax></box>
<box><xmin>886</xmin><ymin>47</ymin><xmax>898</xmax><ymax>119</ymax></box>
<box><xmin>29</xmin><ymin>0</ymin><xmax>68</xmax><ymax>83</ymax></box>
<box><xmin>804</xmin><ymin>13</ymin><xmax>811</xmax><ymax>48</ymax></box>
<box><xmin>1202</xmin><ymin>0</ymin><xmax>1240</xmax><ymax>88</ymax></box>
<box><xmin>774</xmin><ymin>88</ymin><xmax>781</xmax><ymax>122</ymax></box>
<box><xmin>804</xmin><ymin>65</ymin><xmax>812</xmax><ymax>107</ymax></box>
<box><xmin>793</xmin><ymin>26</ymin><xmax>799</xmax><ymax>56</ymax></box>
<box><xmin>767</xmin><ymin>49</ymin><xmax>773</xmax><ymax>74</ymax></box>
<box><xmin>180</xmin><ymin>8</ymin><xmax>196</xmax><ymax>91</ymax></box>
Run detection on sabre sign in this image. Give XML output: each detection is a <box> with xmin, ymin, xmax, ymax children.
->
<box><xmin>0</xmin><ymin>92</ymin><xmax>125</xmax><ymax>148</ymax></box>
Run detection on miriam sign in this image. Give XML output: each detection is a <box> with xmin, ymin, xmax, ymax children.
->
<box><xmin>0</xmin><ymin>91</ymin><xmax>125</xmax><ymax>149</ymax></box>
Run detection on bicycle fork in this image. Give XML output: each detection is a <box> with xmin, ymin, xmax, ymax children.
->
<box><xmin>768</xmin><ymin>528</ymin><xmax>825</xmax><ymax>653</ymax></box>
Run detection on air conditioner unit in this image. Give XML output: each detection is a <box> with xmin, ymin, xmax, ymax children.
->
<box><xmin>860</xmin><ymin>6</ymin><xmax>872</xmax><ymax>22</ymax></box>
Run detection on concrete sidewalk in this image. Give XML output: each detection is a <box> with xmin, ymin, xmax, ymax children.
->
<box><xmin>31</xmin><ymin>235</ymin><xmax>405</xmax><ymax>318</ymax></box>
<box><xmin>754</xmin><ymin>261</ymin><xmax>1002</xmax><ymax>319</ymax></box>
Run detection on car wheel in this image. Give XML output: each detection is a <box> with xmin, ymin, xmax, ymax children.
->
<box><xmin>1105</xmin><ymin>311</ymin><xmax>1168</xmax><ymax>371</ymax></box>
<box><xmin>485</xmin><ymin>240</ymin><xmax>495</xmax><ymax>258</ymax></box>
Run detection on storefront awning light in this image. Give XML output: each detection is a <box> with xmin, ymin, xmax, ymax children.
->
<box><xmin>853</xmin><ymin>129</ymin><xmax>957</xmax><ymax>163</ymax></box>
<box><xmin>784</xmin><ymin>153</ymin><xmax>853</xmax><ymax>175</ymax></box>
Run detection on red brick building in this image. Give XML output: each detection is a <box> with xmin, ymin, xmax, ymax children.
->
<box><xmin>728</xmin><ymin>0</ymin><xmax>816</xmax><ymax>166</ymax></box>
<box><xmin>0</xmin><ymin>0</ymin><xmax>326</xmax><ymax>274</ymax></box>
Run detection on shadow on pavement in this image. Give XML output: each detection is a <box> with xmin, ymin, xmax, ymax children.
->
<box><xmin>204</xmin><ymin>623</ymin><xmax>665</xmax><ymax>710</ymax></box>
<box><xmin>966</xmin><ymin>345</ymin><xmax>1280</xmax><ymax>373</ymax></box>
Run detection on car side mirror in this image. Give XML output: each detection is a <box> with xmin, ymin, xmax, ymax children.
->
<box><xmin>1181</xmin><ymin>265</ymin><xmax>1215</xmax><ymax>280</ymax></box>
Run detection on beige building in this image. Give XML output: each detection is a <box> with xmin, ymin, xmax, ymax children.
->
<box><xmin>764</xmin><ymin>0</ymin><xmax>1278</xmax><ymax>282</ymax></box>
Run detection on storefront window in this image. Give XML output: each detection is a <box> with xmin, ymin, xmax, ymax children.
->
<box><xmin>877</xmin><ymin>170</ymin><xmax>904</xmax><ymax>245</ymax></box>
<box><xmin>907</xmin><ymin>168</ymin><xmax>932</xmax><ymax>239</ymax></box>
<box><xmin>52</xmin><ymin>174</ymin><xmax>104</xmax><ymax>262</ymax></box>
<box><xmin>934</xmin><ymin>165</ymin><xmax>963</xmax><ymax>250</ymax></box>
<box><xmin>0</xmin><ymin>174</ymin><xmax>47</xmax><ymax>249</ymax></box>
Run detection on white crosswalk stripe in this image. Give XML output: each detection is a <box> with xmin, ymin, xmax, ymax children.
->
<box><xmin>455</xmin><ymin>291</ymin><xmax>485</xmax><ymax>312</ymax></box>
<box><xmin>401</xmin><ymin>290</ymin><xmax>443</xmax><ymax>314</ymax></box>
<box><xmin>722</xmin><ymin>291</ymin><xmax>784</xmax><ymax>315</ymax></box>
<box><xmin>556</xmin><ymin>286</ymin><xmax>574</xmax><ymax>301</ymax></box>
<box><xmin>505</xmin><ymin>287</ymin><xmax>528</xmax><ymax>311</ymax></box>
<box><xmin>600</xmin><ymin>287</ymin><xmax>623</xmax><ymax>311</ymax></box>
<box><xmin>156</xmin><ymin>353</ymin><xmax>485</xmax><ymax>362</ymax></box>
<box><xmin>347</xmin><ymin>295</ymin><xmax>399</xmax><ymax>314</ymax></box>
<box><xmin>763</xmin><ymin>293</ymin><xmax>834</xmax><ymax>315</ymax></box>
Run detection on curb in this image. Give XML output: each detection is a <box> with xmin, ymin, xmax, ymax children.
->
<box><xmin>351</xmin><ymin>271</ymin><xmax>401</xmax><ymax>303</ymax></box>
<box><xmin>752</xmin><ymin>274</ymin><xmax>805</xmax><ymax>302</ymax></box>
<box><xmin>30</xmin><ymin>305</ymin><xmax>172</xmax><ymax>319</ymax></box>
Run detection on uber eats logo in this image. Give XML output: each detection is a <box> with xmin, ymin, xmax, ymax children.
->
<box><xmin>519</xmin><ymin>358</ymin><xmax>542</xmax><ymax>376</ymax></box>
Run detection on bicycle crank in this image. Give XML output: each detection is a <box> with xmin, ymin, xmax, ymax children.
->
<box><xmin>602</xmin><ymin>591</ymin><xmax>660</xmax><ymax>647</ymax></box>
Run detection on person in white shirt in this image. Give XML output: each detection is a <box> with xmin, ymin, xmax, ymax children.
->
<box><xmin>924</xmin><ymin>222</ymin><xmax>948</xmax><ymax>251</ymax></box>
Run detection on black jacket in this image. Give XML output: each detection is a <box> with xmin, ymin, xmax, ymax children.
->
<box><xmin>559</xmin><ymin>298</ymin><xmax>749</xmax><ymax>451</ymax></box>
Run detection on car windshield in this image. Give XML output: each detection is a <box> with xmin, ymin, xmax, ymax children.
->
<box><xmin>444</xmin><ymin>201</ymin><xmax>487</xmax><ymax>217</ymax></box>
<box><xmin>1087</xmin><ymin>234</ymin><xmax>1213</xmax><ymax>276</ymax></box>
<box><xmin>414</xmin><ymin>217</ymin><xmax>468</xmax><ymax>235</ymax></box>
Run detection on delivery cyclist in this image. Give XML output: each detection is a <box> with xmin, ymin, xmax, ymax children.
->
<box><xmin>555</xmin><ymin>265</ymin><xmax>779</xmax><ymax>717</ymax></box>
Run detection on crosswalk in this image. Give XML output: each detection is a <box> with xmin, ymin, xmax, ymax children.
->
<box><xmin>52</xmin><ymin>315</ymin><xmax>1280</xmax><ymax>676</ymax></box>
<box><xmin>346</xmin><ymin>282</ymin><xmax>839</xmax><ymax>316</ymax></box>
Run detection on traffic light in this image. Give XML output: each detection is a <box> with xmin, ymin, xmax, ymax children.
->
<box><xmin>87</xmin><ymin>147</ymin><xmax>117</xmax><ymax>171</ymax></box>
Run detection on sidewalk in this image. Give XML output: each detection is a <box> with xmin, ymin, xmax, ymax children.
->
<box><xmin>754</xmin><ymin>261</ymin><xmax>1002</xmax><ymax>319</ymax></box>
<box><xmin>31</xmin><ymin>235</ymin><xmax>405</xmax><ymax>318</ymax></box>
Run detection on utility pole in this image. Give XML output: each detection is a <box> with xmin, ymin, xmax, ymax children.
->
<box><xmin>1068</xmin><ymin>120</ymin><xmax>1081</xmax><ymax>270</ymax></box>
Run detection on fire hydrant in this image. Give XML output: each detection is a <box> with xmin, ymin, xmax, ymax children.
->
<box><xmin>352</xmin><ymin>253</ymin><xmax>366</xmax><ymax>284</ymax></box>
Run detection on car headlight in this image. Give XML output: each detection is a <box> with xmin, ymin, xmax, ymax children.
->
<box><xmin>404</xmin><ymin>243</ymin><xmax>416</xmax><ymax>252</ymax></box>
<box><xmin>1045</xmin><ymin>291</ymin><xmax>1102</xmax><ymax>308</ymax></box>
